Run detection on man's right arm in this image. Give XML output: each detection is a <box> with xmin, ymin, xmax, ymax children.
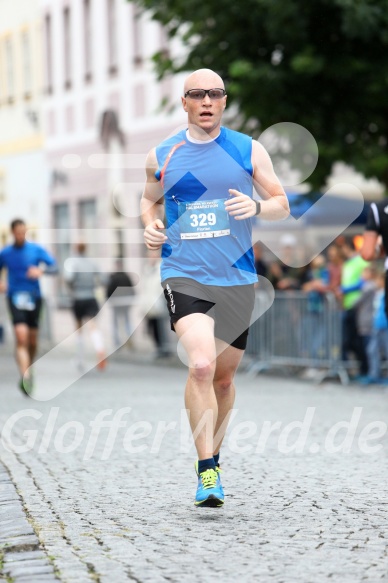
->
<box><xmin>141</xmin><ymin>148</ymin><xmax>167</xmax><ymax>250</ymax></box>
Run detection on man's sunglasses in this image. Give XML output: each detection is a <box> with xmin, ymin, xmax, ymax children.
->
<box><xmin>184</xmin><ymin>88</ymin><xmax>226</xmax><ymax>100</ymax></box>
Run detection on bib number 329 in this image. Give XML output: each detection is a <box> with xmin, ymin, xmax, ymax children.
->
<box><xmin>189</xmin><ymin>213</ymin><xmax>216</xmax><ymax>228</ymax></box>
<box><xmin>179</xmin><ymin>199</ymin><xmax>230</xmax><ymax>239</ymax></box>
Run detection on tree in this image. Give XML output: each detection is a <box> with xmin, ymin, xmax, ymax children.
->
<box><xmin>130</xmin><ymin>0</ymin><xmax>388</xmax><ymax>191</ymax></box>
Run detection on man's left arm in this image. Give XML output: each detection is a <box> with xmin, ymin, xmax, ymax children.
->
<box><xmin>225</xmin><ymin>140</ymin><xmax>290</xmax><ymax>221</ymax></box>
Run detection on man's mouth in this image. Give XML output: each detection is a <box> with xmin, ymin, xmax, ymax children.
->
<box><xmin>200</xmin><ymin>112</ymin><xmax>213</xmax><ymax>118</ymax></box>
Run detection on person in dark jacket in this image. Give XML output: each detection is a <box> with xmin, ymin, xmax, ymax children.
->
<box><xmin>106</xmin><ymin>259</ymin><xmax>135</xmax><ymax>347</ymax></box>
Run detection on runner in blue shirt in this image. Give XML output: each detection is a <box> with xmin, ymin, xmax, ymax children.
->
<box><xmin>141</xmin><ymin>69</ymin><xmax>289</xmax><ymax>507</ymax></box>
<box><xmin>0</xmin><ymin>219</ymin><xmax>57</xmax><ymax>395</ymax></box>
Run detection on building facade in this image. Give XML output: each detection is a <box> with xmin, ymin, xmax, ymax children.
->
<box><xmin>41</xmin><ymin>0</ymin><xmax>186</xmax><ymax>299</ymax></box>
<box><xmin>0</xmin><ymin>0</ymin><xmax>49</xmax><ymax>246</ymax></box>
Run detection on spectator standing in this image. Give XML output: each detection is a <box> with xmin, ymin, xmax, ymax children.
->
<box><xmin>300</xmin><ymin>254</ymin><xmax>330</xmax><ymax>369</ymax></box>
<box><xmin>361</xmin><ymin>200</ymin><xmax>388</xmax><ymax>318</ymax></box>
<box><xmin>363</xmin><ymin>271</ymin><xmax>388</xmax><ymax>383</ymax></box>
<box><xmin>353</xmin><ymin>266</ymin><xmax>378</xmax><ymax>372</ymax></box>
<box><xmin>106</xmin><ymin>259</ymin><xmax>136</xmax><ymax>348</ymax></box>
<box><xmin>253</xmin><ymin>243</ymin><xmax>267</xmax><ymax>278</ymax></box>
<box><xmin>268</xmin><ymin>234</ymin><xmax>304</xmax><ymax>291</ymax></box>
<box><xmin>326</xmin><ymin>244</ymin><xmax>344</xmax><ymax>300</ymax></box>
<box><xmin>341</xmin><ymin>239</ymin><xmax>369</xmax><ymax>378</ymax></box>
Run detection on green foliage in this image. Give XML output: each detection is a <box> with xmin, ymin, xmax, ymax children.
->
<box><xmin>130</xmin><ymin>0</ymin><xmax>388</xmax><ymax>190</ymax></box>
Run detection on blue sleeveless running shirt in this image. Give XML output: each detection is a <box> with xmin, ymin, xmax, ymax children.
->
<box><xmin>155</xmin><ymin>126</ymin><xmax>258</xmax><ymax>286</ymax></box>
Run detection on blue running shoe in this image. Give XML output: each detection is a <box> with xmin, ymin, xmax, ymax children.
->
<box><xmin>195</xmin><ymin>461</ymin><xmax>224</xmax><ymax>495</ymax></box>
<box><xmin>216</xmin><ymin>466</ymin><xmax>224</xmax><ymax>499</ymax></box>
<box><xmin>194</xmin><ymin>463</ymin><xmax>224</xmax><ymax>508</ymax></box>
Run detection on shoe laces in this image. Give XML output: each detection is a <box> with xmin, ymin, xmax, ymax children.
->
<box><xmin>199</xmin><ymin>468</ymin><xmax>217</xmax><ymax>489</ymax></box>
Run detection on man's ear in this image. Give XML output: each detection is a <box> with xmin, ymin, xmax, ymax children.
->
<box><xmin>181</xmin><ymin>96</ymin><xmax>188</xmax><ymax>112</ymax></box>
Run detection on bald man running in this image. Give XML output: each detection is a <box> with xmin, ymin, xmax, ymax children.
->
<box><xmin>141</xmin><ymin>69</ymin><xmax>289</xmax><ymax>507</ymax></box>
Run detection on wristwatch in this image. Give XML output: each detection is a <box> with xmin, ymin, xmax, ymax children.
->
<box><xmin>255</xmin><ymin>200</ymin><xmax>261</xmax><ymax>216</ymax></box>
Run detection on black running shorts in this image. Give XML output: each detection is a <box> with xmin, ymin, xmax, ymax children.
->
<box><xmin>162</xmin><ymin>277</ymin><xmax>255</xmax><ymax>350</ymax></box>
<box><xmin>72</xmin><ymin>298</ymin><xmax>99</xmax><ymax>321</ymax></box>
<box><xmin>7</xmin><ymin>297</ymin><xmax>42</xmax><ymax>329</ymax></box>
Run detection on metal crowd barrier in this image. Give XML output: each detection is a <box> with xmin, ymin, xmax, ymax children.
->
<box><xmin>246</xmin><ymin>290</ymin><xmax>349</xmax><ymax>384</ymax></box>
<box><xmin>1</xmin><ymin>288</ymin><xmax>354</xmax><ymax>384</ymax></box>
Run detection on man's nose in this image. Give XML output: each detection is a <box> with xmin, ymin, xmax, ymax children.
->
<box><xmin>202</xmin><ymin>93</ymin><xmax>212</xmax><ymax>105</ymax></box>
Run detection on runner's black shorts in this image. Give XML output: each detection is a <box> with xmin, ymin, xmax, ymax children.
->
<box><xmin>72</xmin><ymin>298</ymin><xmax>99</xmax><ymax>321</ymax></box>
<box><xmin>162</xmin><ymin>277</ymin><xmax>255</xmax><ymax>350</ymax></box>
<box><xmin>7</xmin><ymin>297</ymin><xmax>42</xmax><ymax>329</ymax></box>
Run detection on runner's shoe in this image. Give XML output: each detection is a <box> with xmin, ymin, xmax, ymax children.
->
<box><xmin>195</xmin><ymin>460</ymin><xmax>223</xmax><ymax>485</ymax></box>
<box><xmin>19</xmin><ymin>376</ymin><xmax>33</xmax><ymax>397</ymax></box>
<box><xmin>97</xmin><ymin>351</ymin><xmax>107</xmax><ymax>371</ymax></box>
<box><xmin>194</xmin><ymin>463</ymin><xmax>224</xmax><ymax>508</ymax></box>
<box><xmin>216</xmin><ymin>465</ymin><xmax>224</xmax><ymax>498</ymax></box>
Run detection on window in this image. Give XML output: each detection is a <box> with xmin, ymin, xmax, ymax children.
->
<box><xmin>5</xmin><ymin>38</ymin><xmax>15</xmax><ymax>103</ymax></box>
<box><xmin>47</xmin><ymin>110</ymin><xmax>56</xmax><ymax>136</ymax></box>
<box><xmin>134</xmin><ymin>84</ymin><xmax>145</xmax><ymax>117</ymax></box>
<box><xmin>107</xmin><ymin>0</ymin><xmax>117</xmax><ymax>75</ymax></box>
<box><xmin>84</xmin><ymin>98</ymin><xmax>95</xmax><ymax>129</ymax></box>
<box><xmin>0</xmin><ymin>170</ymin><xmax>6</xmax><ymax>203</ymax></box>
<box><xmin>53</xmin><ymin>203</ymin><xmax>71</xmax><ymax>302</ymax></box>
<box><xmin>22</xmin><ymin>31</ymin><xmax>32</xmax><ymax>98</ymax></box>
<box><xmin>79</xmin><ymin>199</ymin><xmax>97</xmax><ymax>229</ymax></box>
<box><xmin>132</xmin><ymin>5</ymin><xmax>142</xmax><ymax>67</ymax></box>
<box><xmin>63</xmin><ymin>7</ymin><xmax>72</xmax><ymax>89</ymax></box>
<box><xmin>83</xmin><ymin>0</ymin><xmax>92</xmax><ymax>82</ymax></box>
<box><xmin>159</xmin><ymin>24</ymin><xmax>170</xmax><ymax>59</ymax></box>
<box><xmin>78</xmin><ymin>199</ymin><xmax>97</xmax><ymax>256</ymax></box>
<box><xmin>45</xmin><ymin>14</ymin><xmax>53</xmax><ymax>93</ymax></box>
<box><xmin>65</xmin><ymin>105</ymin><xmax>74</xmax><ymax>133</ymax></box>
<box><xmin>0</xmin><ymin>42</ymin><xmax>4</xmax><ymax>105</ymax></box>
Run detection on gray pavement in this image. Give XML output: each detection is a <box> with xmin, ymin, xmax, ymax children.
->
<box><xmin>0</xmin><ymin>461</ymin><xmax>59</xmax><ymax>583</ymax></box>
<box><xmin>0</xmin><ymin>350</ymin><xmax>387</xmax><ymax>583</ymax></box>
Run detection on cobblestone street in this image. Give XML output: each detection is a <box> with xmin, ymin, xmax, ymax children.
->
<box><xmin>0</xmin><ymin>351</ymin><xmax>387</xmax><ymax>582</ymax></box>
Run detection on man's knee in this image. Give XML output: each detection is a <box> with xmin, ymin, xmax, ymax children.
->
<box><xmin>214</xmin><ymin>376</ymin><xmax>234</xmax><ymax>395</ymax></box>
<box><xmin>29</xmin><ymin>338</ymin><xmax>38</xmax><ymax>350</ymax></box>
<box><xmin>15</xmin><ymin>335</ymin><xmax>28</xmax><ymax>348</ymax></box>
<box><xmin>14</xmin><ymin>326</ymin><xmax>29</xmax><ymax>347</ymax></box>
<box><xmin>189</xmin><ymin>360</ymin><xmax>215</xmax><ymax>384</ymax></box>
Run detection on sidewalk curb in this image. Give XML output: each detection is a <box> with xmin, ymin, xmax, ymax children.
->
<box><xmin>0</xmin><ymin>462</ymin><xmax>60</xmax><ymax>583</ymax></box>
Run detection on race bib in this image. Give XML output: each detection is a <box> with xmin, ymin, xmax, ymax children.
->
<box><xmin>12</xmin><ymin>292</ymin><xmax>36</xmax><ymax>311</ymax></box>
<box><xmin>178</xmin><ymin>199</ymin><xmax>230</xmax><ymax>239</ymax></box>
